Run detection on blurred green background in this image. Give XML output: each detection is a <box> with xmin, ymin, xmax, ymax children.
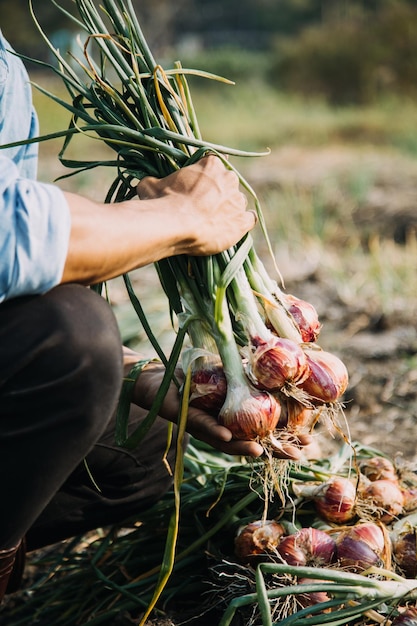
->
<box><xmin>4</xmin><ymin>0</ymin><xmax>417</xmax><ymax>106</ymax></box>
<box><xmin>2</xmin><ymin>0</ymin><xmax>417</xmax><ymax>345</ymax></box>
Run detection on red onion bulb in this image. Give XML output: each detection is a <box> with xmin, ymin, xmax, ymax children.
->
<box><xmin>219</xmin><ymin>385</ymin><xmax>281</xmax><ymax>441</ymax></box>
<box><xmin>189</xmin><ymin>363</ymin><xmax>227</xmax><ymax>413</ymax></box>
<box><xmin>314</xmin><ymin>477</ymin><xmax>357</xmax><ymax>524</ymax></box>
<box><xmin>336</xmin><ymin>521</ymin><xmax>386</xmax><ymax>572</ymax></box>
<box><xmin>234</xmin><ymin>520</ymin><xmax>285</xmax><ymax>563</ymax></box>
<box><xmin>283</xmin><ymin>294</ymin><xmax>322</xmax><ymax>343</ymax></box>
<box><xmin>249</xmin><ymin>336</ymin><xmax>309</xmax><ymax>392</ymax></box>
<box><xmin>360</xmin><ymin>479</ymin><xmax>404</xmax><ymax>523</ymax></box>
<box><xmin>359</xmin><ymin>456</ymin><xmax>397</xmax><ymax>482</ymax></box>
<box><xmin>277</xmin><ymin>527</ymin><xmax>336</xmax><ymax>567</ymax></box>
<box><xmin>298</xmin><ymin>348</ymin><xmax>349</xmax><ymax>405</ymax></box>
<box><xmin>392</xmin><ymin>529</ymin><xmax>417</xmax><ymax>578</ymax></box>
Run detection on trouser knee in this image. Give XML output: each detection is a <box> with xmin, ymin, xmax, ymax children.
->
<box><xmin>0</xmin><ymin>285</ymin><xmax>124</xmax><ymax>546</ymax></box>
<box><xmin>37</xmin><ymin>284</ymin><xmax>124</xmax><ymax>430</ymax></box>
<box><xmin>1</xmin><ymin>284</ymin><xmax>124</xmax><ymax>439</ymax></box>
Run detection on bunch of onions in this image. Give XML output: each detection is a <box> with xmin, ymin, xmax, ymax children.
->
<box><xmin>25</xmin><ymin>0</ymin><xmax>350</xmax><ymax>459</ymax></box>
<box><xmin>277</xmin><ymin>527</ymin><xmax>336</xmax><ymax>567</ymax></box>
<box><xmin>234</xmin><ymin>520</ymin><xmax>285</xmax><ymax>564</ymax></box>
<box><xmin>336</xmin><ymin>521</ymin><xmax>387</xmax><ymax>572</ymax></box>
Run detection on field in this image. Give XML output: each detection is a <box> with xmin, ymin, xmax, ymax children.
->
<box><xmin>2</xmin><ymin>78</ymin><xmax>417</xmax><ymax>625</ymax></box>
<box><xmin>33</xmin><ymin>78</ymin><xmax>417</xmax><ymax>463</ymax></box>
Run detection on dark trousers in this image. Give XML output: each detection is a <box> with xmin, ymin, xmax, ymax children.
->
<box><xmin>0</xmin><ymin>285</ymin><xmax>178</xmax><ymax>552</ymax></box>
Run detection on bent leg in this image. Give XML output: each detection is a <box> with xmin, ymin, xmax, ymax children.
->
<box><xmin>0</xmin><ymin>284</ymin><xmax>123</xmax><ymax>549</ymax></box>
<box><xmin>26</xmin><ymin>405</ymin><xmax>187</xmax><ymax>550</ymax></box>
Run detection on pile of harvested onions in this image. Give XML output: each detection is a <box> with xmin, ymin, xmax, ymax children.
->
<box><xmin>5</xmin><ymin>441</ymin><xmax>417</xmax><ymax>626</ymax></box>
<box><xmin>16</xmin><ymin>0</ymin><xmax>350</xmax><ymax>462</ymax></box>
<box><xmin>224</xmin><ymin>446</ymin><xmax>417</xmax><ymax>625</ymax></box>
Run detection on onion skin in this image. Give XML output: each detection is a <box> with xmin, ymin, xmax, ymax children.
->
<box><xmin>392</xmin><ymin>529</ymin><xmax>417</xmax><ymax>578</ymax></box>
<box><xmin>249</xmin><ymin>336</ymin><xmax>309</xmax><ymax>392</ymax></box>
<box><xmin>298</xmin><ymin>348</ymin><xmax>349</xmax><ymax>405</ymax></box>
<box><xmin>336</xmin><ymin>522</ymin><xmax>386</xmax><ymax>572</ymax></box>
<box><xmin>189</xmin><ymin>364</ymin><xmax>227</xmax><ymax>413</ymax></box>
<box><xmin>297</xmin><ymin>578</ymin><xmax>331</xmax><ymax>609</ymax></box>
<box><xmin>218</xmin><ymin>386</ymin><xmax>281</xmax><ymax>441</ymax></box>
<box><xmin>277</xmin><ymin>527</ymin><xmax>336</xmax><ymax>567</ymax></box>
<box><xmin>391</xmin><ymin>607</ymin><xmax>417</xmax><ymax>626</ymax></box>
<box><xmin>359</xmin><ymin>456</ymin><xmax>398</xmax><ymax>482</ymax></box>
<box><xmin>278</xmin><ymin>398</ymin><xmax>318</xmax><ymax>434</ymax></box>
<box><xmin>314</xmin><ymin>477</ymin><xmax>357</xmax><ymax>524</ymax></box>
<box><xmin>234</xmin><ymin>520</ymin><xmax>285</xmax><ymax>563</ymax></box>
<box><xmin>283</xmin><ymin>294</ymin><xmax>322</xmax><ymax>343</ymax></box>
<box><xmin>360</xmin><ymin>479</ymin><xmax>404</xmax><ymax>523</ymax></box>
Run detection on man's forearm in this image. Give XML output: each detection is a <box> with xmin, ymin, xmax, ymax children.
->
<box><xmin>61</xmin><ymin>192</ymin><xmax>187</xmax><ymax>285</ymax></box>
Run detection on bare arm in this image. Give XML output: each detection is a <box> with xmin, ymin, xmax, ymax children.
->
<box><xmin>61</xmin><ymin>156</ymin><xmax>256</xmax><ymax>285</ymax></box>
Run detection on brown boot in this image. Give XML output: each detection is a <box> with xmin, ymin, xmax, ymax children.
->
<box><xmin>0</xmin><ymin>538</ymin><xmax>26</xmax><ymax>603</ymax></box>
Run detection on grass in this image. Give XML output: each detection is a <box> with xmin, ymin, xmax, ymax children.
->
<box><xmin>33</xmin><ymin>75</ymin><xmax>417</xmax><ymax>155</ymax></box>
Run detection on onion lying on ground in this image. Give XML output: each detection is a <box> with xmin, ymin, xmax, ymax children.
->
<box><xmin>359</xmin><ymin>456</ymin><xmax>398</xmax><ymax>482</ymax></box>
<box><xmin>392</xmin><ymin>529</ymin><xmax>417</xmax><ymax>578</ymax></box>
<box><xmin>297</xmin><ymin>577</ymin><xmax>332</xmax><ymax>610</ymax></box>
<box><xmin>391</xmin><ymin>606</ymin><xmax>417</xmax><ymax>626</ymax></box>
<box><xmin>336</xmin><ymin>521</ymin><xmax>387</xmax><ymax>572</ymax></box>
<box><xmin>234</xmin><ymin>520</ymin><xmax>285</xmax><ymax>563</ymax></box>
<box><xmin>359</xmin><ymin>478</ymin><xmax>404</xmax><ymax>523</ymax></box>
<box><xmin>294</xmin><ymin>476</ymin><xmax>357</xmax><ymax>524</ymax></box>
<box><xmin>277</xmin><ymin>527</ymin><xmax>336</xmax><ymax>567</ymax></box>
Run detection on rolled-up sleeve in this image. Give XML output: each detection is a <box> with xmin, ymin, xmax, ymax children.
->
<box><xmin>0</xmin><ymin>155</ymin><xmax>71</xmax><ymax>302</ymax></box>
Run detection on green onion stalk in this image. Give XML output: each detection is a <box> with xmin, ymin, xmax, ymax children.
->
<box><xmin>14</xmin><ymin>0</ymin><xmax>343</xmax><ymax>446</ymax></box>
<box><xmin>219</xmin><ymin>562</ymin><xmax>417</xmax><ymax>626</ymax></box>
<box><xmin>2</xmin><ymin>1</ymin><xmax>351</xmax><ymax>620</ymax></box>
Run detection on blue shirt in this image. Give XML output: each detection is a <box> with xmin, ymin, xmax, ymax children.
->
<box><xmin>0</xmin><ymin>31</ymin><xmax>71</xmax><ymax>302</ymax></box>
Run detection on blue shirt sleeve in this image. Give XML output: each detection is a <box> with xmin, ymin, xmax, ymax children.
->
<box><xmin>0</xmin><ymin>31</ymin><xmax>71</xmax><ymax>302</ymax></box>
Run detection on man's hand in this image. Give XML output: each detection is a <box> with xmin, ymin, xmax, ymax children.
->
<box><xmin>137</xmin><ymin>155</ymin><xmax>257</xmax><ymax>257</ymax></box>
<box><xmin>62</xmin><ymin>155</ymin><xmax>256</xmax><ymax>286</ymax></box>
